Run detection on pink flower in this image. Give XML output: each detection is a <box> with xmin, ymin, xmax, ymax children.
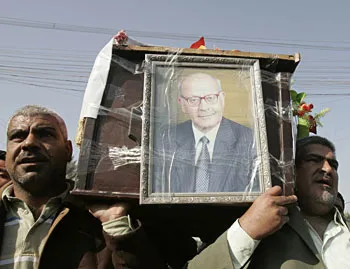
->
<box><xmin>114</xmin><ymin>30</ymin><xmax>128</xmax><ymax>45</ymax></box>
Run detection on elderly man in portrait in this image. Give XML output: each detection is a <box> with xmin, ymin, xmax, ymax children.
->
<box><xmin>154</xmin><ymin>72</ymin><xmax>259</xmax><ymax>193</ymax></box>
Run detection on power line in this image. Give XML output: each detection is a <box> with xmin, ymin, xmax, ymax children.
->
<box><xmin>0</xmin><ymin>64</ymin><xmax>90</xmax><ymax>74</ymax></box>
<box><xmin>0</xmin><ymin>73</ymin><xmax>87</xmax><ymax>84</ymax></box>
<box><xmin>2</xmin><ymin>17</ymin><xmax>350</xmax><ymax>51</ymax></box>
<box><xmin>3</xmin><ymin>63</ymin><xmax>350</xmax><ymax>96</ymax></box>
<box><xmin>0</xmin><ymin>53</ymin><xmax>94</xmax><ymax>65</ymax></box>
<box><xmin>2</xmin><ymin>72</ymin><xmax>350</xmax><ymax>97</ymax></box>
<box><xmin>2</xmin><ymin>17</ymin><xmax>350</xmax><ymax>44</ymax></box>
<box><xmin>0</xmin><ymin>76</ymin><xmax>84</xmax><ymax>94</ymax></box>
<box><xmin>0</xmin><ymin>19</ymin><xmax>349</xmax><ymax>98</ymax></box>
<box><xmin>0</xmin><ymin>45</ymin><xmax>97</xmax><ymax>53</ymax></box>
<box><xmin>308</xmin><ymin>93</ymin><xmax>350</xmax><ymax>96</ymax></box>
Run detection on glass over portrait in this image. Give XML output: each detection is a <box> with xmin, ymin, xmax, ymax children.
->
<box><xmin>140</xmin><ymin>54</ymin><xmax>270</xmax><ymax>204</ymax></box>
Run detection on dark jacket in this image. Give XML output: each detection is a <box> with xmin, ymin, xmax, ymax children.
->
<box><xmin>153</xmin><ymin>118</ymin><xmax>258</xmax><ymax>193</ymax></box>
<box><xmin>186</xmin><ymin>206</ymin><xmax>339</xmax><ymax>269</ymax></box>
<box><xmin>0</xmin><ymin>183</ymin><xmax>166</xmax><ymax>269</ymax></box>
<box><xmin>244</xmin><ymin>206</ymin><xmax>327</xmax><ymax>268</ymax></box>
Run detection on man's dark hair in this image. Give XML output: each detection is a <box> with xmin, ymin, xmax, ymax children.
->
<box><xmin>295</xmin><ymin>136</ymin><xmax>335</xmax><ymax>167</ymax></box>
<box><xmin>0</xmin><ymin>150</ymin><xmax>5</xmax><ymax>161</ymax></box>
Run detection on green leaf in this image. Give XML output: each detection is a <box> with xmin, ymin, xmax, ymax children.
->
<box><xmin>314</xmin><ymin>108</ymin><xmax>331</xmax><ymax>120</ymax></box>
<box><xmin>296</xmin><ymin>92</ymin><xmax>306</xmax><ymax>103</ymax></box>
<box><xmin>297</xmin><ymin>124</ymin><xmax>310</xmax><ymax>139</ymax></box>
<box><xmin>298</xmin><ymin>117</ymin><xmax>309</xmax><ymax>127</ymax></box>
<box><xmin>290</xmin><ymin>90</ymin><xmax>298</xmax><ymax>101</ymax></box>
<box><xmin>316</xmin><ymin>120</ymin><xmax>323</xmax><ymax>127</ymax></box>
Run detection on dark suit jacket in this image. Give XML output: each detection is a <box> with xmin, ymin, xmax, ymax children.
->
<box><xmin>153</xmin><ymin>118</ymin><xmax>259</xmax><ymax>193</ymax></box>
<box><xmin>244</xmin><ymin>206</ymin><xmax>327</xmax><ymax>268</ymax></box>
<box><xmin>187</xmin><ymin>206</ymin><xmax>331</xmax><ymax>269</ymax></box>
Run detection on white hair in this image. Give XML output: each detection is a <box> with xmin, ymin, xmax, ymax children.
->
<box><xmin>178</xmin><ymin>73</ymin><xmax>222</xmax><ymax>95</ymax></box>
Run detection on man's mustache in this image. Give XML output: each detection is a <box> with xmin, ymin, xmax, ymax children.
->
<box><xmin>17</xmin><ymin>152</ymin><xmax>49</xmax><ymax>163</ymax></box>
<box><xmin>315</xmin><ymin>171</ymin><xmax>333</xmax><ymax>187</ymax></box>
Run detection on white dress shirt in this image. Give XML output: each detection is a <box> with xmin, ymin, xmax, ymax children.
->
<box><xmin>226</xmin><ymin>207</ymin><xmax>350</xmax><ymax>269</ymax></box>
<box><xmin>227</xmin><ymin>220</ymin><xmax>260</xmax><ymax>268</ymax></box>
<box><xmin>192</xmin><ymin>123</ymin><xmax>220</xmax><ymax>163</ymax></box>
<box><xmin>305</xmin><ymin>208</ymin><xmax>350</xmax><ymax>269</ymax></box>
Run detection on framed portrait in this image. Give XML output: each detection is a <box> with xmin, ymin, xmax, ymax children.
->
<box><xmin>140</xmin><ymin>54</ymin><xmax>271</xmax><ymax>204</ymax></box>
<box><xmin>73</xmin><ymin>44</ymin><xmax>299</xmax><ymax>206</ymax></box>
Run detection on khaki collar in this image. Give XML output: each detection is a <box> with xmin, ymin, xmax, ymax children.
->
<box><xmin>1</xmin><ymin>182</ymin><xmax>72</xmax><ymax>212</ymax></box>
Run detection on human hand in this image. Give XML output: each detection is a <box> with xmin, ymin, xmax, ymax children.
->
<box><xmin>88</xmin><ymin>202</ymin><xmax>129</xmax><ymax>223</ymax></box>
<box><xmin>0</xmin><ymin>178</ymin><xmax>10</xmax><ymax>188</ymax></box>
<box><xmin>239</xmin><ymin>186</ymin><xmax>297</xmax><ymax>240</ymax></box>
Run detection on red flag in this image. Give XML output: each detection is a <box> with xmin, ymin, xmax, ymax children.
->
<box><xmin>190</xmin><ymin>37</ymin><xmax>205</xmax><ymax>49</ymax></box>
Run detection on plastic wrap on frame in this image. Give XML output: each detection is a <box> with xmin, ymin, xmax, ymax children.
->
<box><xmin>79</xmin><ymin>37</ymin><xmax>147</xmax><ymax>120</ymax></box>
<box><xmin>141</xmin><ymin>51</ymin><xmax>265</xmax><ymax>202</ymax></box>
<box><xmin>78</xmin><ymin>137</ymin><xmax>141</xmax><ymax>174</ymax></box>
<box><xmin>262</xmin><ymin>70</ymin><xmax>295</xmax><ymax>194</ymax></box>
<box><xmin>78</xmin><ymin>49</ymin><xmax>296</xmax><ymax>202</ymax></box>
<box><xmin>79</xmin><ymin>38</ymin><xmax>114</xmax><ymax>120</ymax></box>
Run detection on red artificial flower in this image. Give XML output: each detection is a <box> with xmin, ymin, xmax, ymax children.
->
<box><xmin>297</xmin><ymin>110</ymin><xmax>305</xmax><ymax>117</ymax></box>
<box><xmin>190</xmin><ymin>37</ymin><xmax>205</xmax><ymax>49</ymax></box>
<box><xmin>114</xmin><ymin>30</ymin><xmax>128</xmax><ymax>45</ymax></box>
<box><xmin>291</xmin><ymin>89</ymin><xmax>329</xmax><ymax>138</ymax></box>
<box><xmin>300</xmin><ymin>103</ymin><xmax>309</xmax><ymax>112</ymax></box>
<box><xmin>300</xmin><ymin>103</ymin><xmax>313</xmax><ymax>113</ymax></box>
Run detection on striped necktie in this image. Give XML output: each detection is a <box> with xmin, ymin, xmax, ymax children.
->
<box><xmin>195</xmin><ymin>136</ymin><xmax>210</xmax><ymax>192</ymax></box>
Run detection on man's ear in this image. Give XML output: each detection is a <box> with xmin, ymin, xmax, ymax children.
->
<box><xmin>178</xmin><ymin>98</ymin><xmax>187</xmax><ymax>113</ymax></box>
<box><xmin>65</xmin><ymin>140</ymin><xmax>73</xmax><ymax>162</ymax></box>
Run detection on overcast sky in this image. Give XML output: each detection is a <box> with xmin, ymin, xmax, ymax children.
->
<box><xmin>1</xmin><ymin>0</ymin><xmax>349</xmax><ymax>209</ymax></box>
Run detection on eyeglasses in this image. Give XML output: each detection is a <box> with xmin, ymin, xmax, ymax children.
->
<box><xmin>181</xmin><ymin>92</ymin><xmax>221</xmax><ymax>107</ymax></box>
